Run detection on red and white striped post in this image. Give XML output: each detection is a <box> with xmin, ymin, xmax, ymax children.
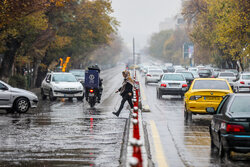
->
<box><xmin>129</xmin><ymin>70</ymin><xmax>143</xmax><ymax>167</ymax></box>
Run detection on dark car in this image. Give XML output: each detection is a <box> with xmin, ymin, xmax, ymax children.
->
<box><xmin>178</xmin><ymin>71</ymin><xmax>194</xmax><ymax>88</ymax></box>
<box><xmin>209</xmin><ymin>93</ymin><xmax>250</xmax><ymax>158</ymax></box>
<box><xmin>198</xmin><ymin>69</ymin><xmax>212</xmax><ymax>78</ymax></box>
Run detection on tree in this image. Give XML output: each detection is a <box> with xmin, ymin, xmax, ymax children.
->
<box><xmin>181</xmin><ymin>0</ymin><xmax>250</xmax><ymax>70</ymax></box>
<box><xmin>0</xmin><ymin>0</ymin><xmax>119</xmax><ymax>87</ymax></box>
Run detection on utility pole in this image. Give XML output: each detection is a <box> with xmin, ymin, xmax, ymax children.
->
<box><xmin>133</xmin><ymin>37</ymin><xmax>135</xmax><ymax>77</ymax></box>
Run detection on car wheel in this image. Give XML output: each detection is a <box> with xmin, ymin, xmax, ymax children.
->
<box><xmin>209</xmin><ymin>126</ymin><xmax>216</xmax><ymax>149</ymax></box>
<box><xmin>49</xmin><ymin>90</ymin><xmax>56</xmax><ymax>101</ymax></box>
<box><xmin>158</xmin><ymin>90</ymin><xmax>162</xmax><ymax>99</ymax></box>
<box><xmin>219</xmin><ymin>139</ymin><xmax>231</xmax><ymax>159</ymax></box>
<box><xmin>236</xmin><ymin>87</ymin><xmax>239</xmax><ymax>93</ymax></box>
<box><xmin>41</xmin><ymin>88</ymin><xmax>47</xmax><ymax>100</ymax></box>
<box><xmin>219</xmin><ymin>139</ymin><xmax>225</xmax><ymax>158</ymax></box>
<box><xmin>184</xmin><ymin>107</ymin><xmax>188</xmax><ymax>121</ymax></box>
<box><xmin>14</xmin><ymin>97</ymin><xmax>30</xmax><ymax>113</ymax></box>
<box><xmin>187</xmin><ymin>112</ymin><xmax>193</xmax><ymax>121</ymax></box>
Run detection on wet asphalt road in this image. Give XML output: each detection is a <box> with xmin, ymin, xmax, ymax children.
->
<box><xmin>0</xmin><ymin>66</ymin><xmax>129</xmax><ymax>167</ymax></box>
<box><xmin>139</xmin><ymin>73</ymin><xmax>250</xmax><ymax>167</ymax></box>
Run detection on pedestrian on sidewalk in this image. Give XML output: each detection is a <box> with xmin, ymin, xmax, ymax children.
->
<box><xmin>113</xmin><ymin>70</ymin><xmax>134</xmax><ymax>117</ymax></box>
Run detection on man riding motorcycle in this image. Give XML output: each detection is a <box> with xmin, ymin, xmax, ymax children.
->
<box><xmin>85</xmin><ymin>64</ymin><xmax>103</xmax><ymax>103</ymax></box>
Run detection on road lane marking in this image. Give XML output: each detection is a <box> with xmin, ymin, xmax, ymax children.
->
<box><xmin>150</xmin><ymin>120</ymin><xmax>168</xmax><ymax>167</ymax></box>
<box><xmin>140</xmin><ymin>82</ymin><xmax>147</xmax><ymax>101</ymax></box>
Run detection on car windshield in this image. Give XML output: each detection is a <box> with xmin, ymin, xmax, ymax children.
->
<box><xmin>199</xmin><ymin>69</ymin><xmax>211</xmax><ymax>73</ymax></box>
<box><xmin>180</xmin><ymin>72</ymin><xmax>193</xmax><ymax>79</ymax></box>
<box><xmin>162</xmin><ymin>74</ymin><xmax>184</xmax><ymax>81</ymax></box>
<box><xmin>52</xmin><ymin>74</ymin><xmax>77</xmax><ymax>82</ymax></box>
<box><xmin>226</xmin><ymin>69</ymin><xmax>238</xmax><ymax>73</ymax></box>
<box><xmin>0</xmin><ymin>81</ymin><xmax>12</xmax><ymax>88</ymax></box>
<box><xmin>242</xmin><ymin>75</ymin><xmax>250</xmax><ymax>80</ymax></box>
<box><xmin>230</xmin><ymin>96</ymin><xmax>250</xmax><ymax>113</ymax></box>
<box><xmin>219</xmin><ymin>73</ymin><xmax>234</xmax><ymax>77</ymax></box>
<box><xmin>70</xmin><ymin>71</ymin><xmax>85</xmax><ymax>77</ymax></box>
<box><xmin>192</xmin><ymin>80</ymin><xmax>229</xmax><ymax>90</ymax></box>
<box><xmin>149</xmin><ymin>69</ymin><xmax>162</xmax><ymax>73</ymax></box>
<box><xmin>189</xmin><ymin>68</ymin><xmax>197</xmax><ymax>71</ymax></box>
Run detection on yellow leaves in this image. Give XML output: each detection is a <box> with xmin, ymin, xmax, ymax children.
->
<box><xmin>15</xmin><ymin>56</ymin><xmax>31</xmax><ymax>66</ymax></box>
<box><xmin>183</xmin><ymin>0</ymin><xmax>249</xmax><ymax>62</ymax></box>
<box><xmin>50</xmin><ymin>0</ymin><xmax>72</xmax><ymax>7</ymax></box>
<box><xmin>23</xmin><ymin>11</ymin><xmax>48</xmax><ymax>31</ymax></box>
<box><xmin>51</xmin><ymin>35</ymin><xmax>72</xmax><ymax>49</ymax></box>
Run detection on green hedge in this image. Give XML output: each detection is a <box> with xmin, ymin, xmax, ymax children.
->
<box><xmin>9</xmin><ymin>75</ymin><xmax>27</xmax><ymax>89</ymax></box>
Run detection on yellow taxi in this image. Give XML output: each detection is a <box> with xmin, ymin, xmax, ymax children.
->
<box><xmin>184</xmin><ymin>78</ymin><xmax>233</xmax><ymax>120</ymax></box>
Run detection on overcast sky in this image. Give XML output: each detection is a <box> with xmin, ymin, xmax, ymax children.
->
<box><xmin>111</xmin><ymin>0</ymin><xmax>182</xmax><ymax>51</ymax></box>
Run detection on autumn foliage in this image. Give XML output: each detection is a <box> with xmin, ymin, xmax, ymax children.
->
<box><xmin>0</xmin><ymin>0</ymin><xmax>119</xmax><ymax>87</ymax></box>
<box><xmin>182</xmin><ymin>0</ymin><xmax>249</xmax><ymax>69</ymax></box>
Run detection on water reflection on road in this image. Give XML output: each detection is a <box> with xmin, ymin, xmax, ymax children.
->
<box><xmin>141</xmin><ymin>77</ymin><xmax>250</xmax><ymax>167</ymax></box>
<box><xmin>0</xmin><ymin>66</ymin><xmax>128</xmax><ymax>167</ymax></box>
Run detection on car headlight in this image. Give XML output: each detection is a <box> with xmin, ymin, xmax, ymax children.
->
<box><xmin>54</xmin><ymin>86</ymin><xmax>61</xmax><ymax>90</ymax></box>
<box><xmin>189</xmin><ymin>95</ymin><xmax>202</xmax><ymax>100</ymax></box>
<box><xmin>78</xmin><ymin>86</ymin><xmax>83</xmax><ymax>90</ymax></box>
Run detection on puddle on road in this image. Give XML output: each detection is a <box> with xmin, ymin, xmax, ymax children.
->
<box><xmin>0</xmin><ymin>100</ymin><xmax>128</xmax><ymax>167</ymax></box>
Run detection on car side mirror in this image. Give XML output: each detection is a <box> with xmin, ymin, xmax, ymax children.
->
<box><xmin>46</xmin><ymin>79</ymin><xmax>50</xmax><ymax>83</ymax></box>
<box><xmin>206</xmin><ymin>107</ymin><xmax>216</xmax><ymax>114</ymax></box>
<box><xmin>100</xmin><ymin>79</ymin><xmax>103</xmax><ymax>82</ymax></box>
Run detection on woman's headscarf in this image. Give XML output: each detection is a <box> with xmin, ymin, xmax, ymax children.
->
<box><xmin>123</xmin><ymin>70</ymin><xmax>134</xmax><ymax>85</ymax></box>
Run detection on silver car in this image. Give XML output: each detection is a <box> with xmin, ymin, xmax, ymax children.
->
<box><xmin>0</xmin><ymin>80</ymin><xmax>38</xmax><ymax>113</ymax></box>
<box><xmin>156</xmin><ymin>73</ymin><xmax>188</xmax><ymax>99</ymax></box>
<box><xmin>235</xmin><ymin>73</ymin><xmax>250</xmax><ymax>93</ymax></box>
<box><xmin>145</xmin><ymin>69</ymin><xmax>164</xmax><ymax>84</ymax></box>
<box><xmin>217</xmin><ymin>72</ymin><xmax>236</xmax><ymax>90</ymax></box>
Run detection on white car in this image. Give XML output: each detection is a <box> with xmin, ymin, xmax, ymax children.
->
<box><xmin>235</xmin><ymin>73</ymin><xmax>250</xmax><ymax>93</ymax></box>
<box><xmin>217</xmin><ymin>72</ymin><xmax>236</xmax><ymax>90</ymax></box>
<box><xmin>0</xmin><ymin>80</ymin><xmax>38</xmax><ymax>113</ymax></box>
<box><xmin>41</xmin><ymin>72</ymin><xmax>84</xmax><ymax>101</ymax></box>
<box><xmin>156</xmin><ymin>73</ymin><xmax>188</xmax><ymax>99</ymax></box>
<box><xmin>145</xmin><ymin>69</ymin><xmax>164</xmax><ymax>84</ymax></box>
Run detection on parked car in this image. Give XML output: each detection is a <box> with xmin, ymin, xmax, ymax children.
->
<box><xmin>198</xmin><ymin>68</ymin><xmax>213</xmax><ymax>78</ymax></box>
<box><xmin>184</xmin><ymin>78</ymin><xmax>233</xmax><ymax>121</ymax></box>
<box><xmin>209</xmin><ymin>93</ymin><xmax>250</xmax><ymax>158</ymax></box>
<box><xmin>69</xmin><ymin>69</ymin><xmax>85</xmax><ymax>85</ymax></box>
<box><xmin>178</xmin><ymin>71</ymin><xmax>194</xmax><ymax>89</ymax></box>
<box><xmin>41</xmin><ymin>72</ymin><xmax>84</xmax><ymax>101</ymax></box>
<box><xmin>145</xmin><ymin>69</ymin><xmax>164</xmax><ymax>84</ymax></box>
<box><xmin>0</xmin><ymin>80</ymin><xmax>38</xmax><ymax>113</ymax></box>
<box><xmin>156</xmin><ymin>73</ymin><xmax>188</xmax><ymax>99</ymax></box>
<box><xmin>234</xmin><ymin>73</ymin><xmax>250</xmax><ymax>93</ymax></box>
<box><xmin>217</xmin><ymin>72</ymin><xmax>236</xmax><ymax>91</ymax></box>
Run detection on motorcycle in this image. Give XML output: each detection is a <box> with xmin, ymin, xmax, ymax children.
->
<box><xmin>84</xmin><ymin>67</ymin><xmax>103</xmax><ymax>108</ymax></box>
<box><xmin>86</xmin><ymin>88</ymin><xmax>97</xmax><ymax>108</ymax></box>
